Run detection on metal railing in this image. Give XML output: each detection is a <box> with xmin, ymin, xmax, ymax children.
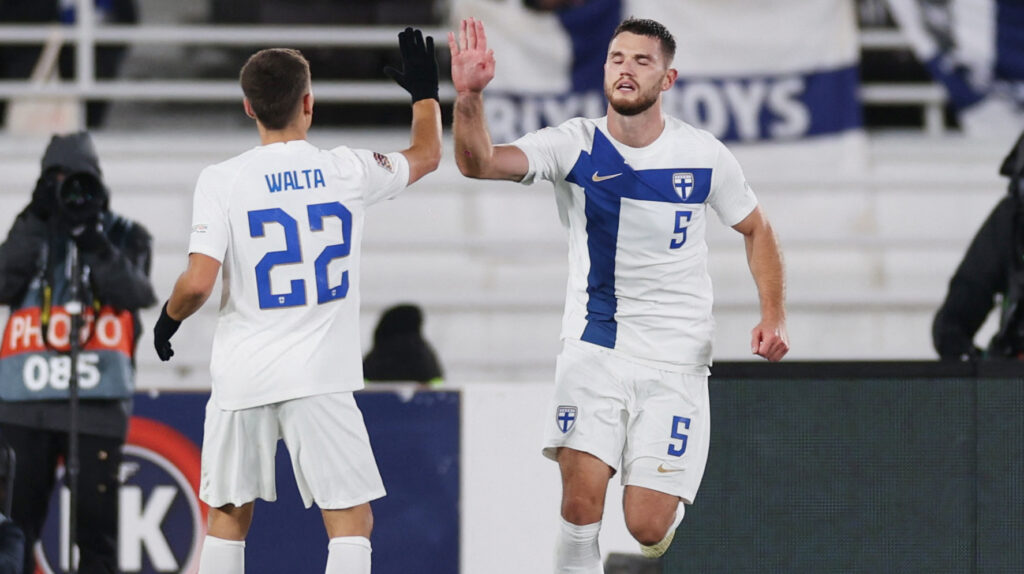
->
<box><xmin>0</xmin><ymin>7</ymin><xmax>945</xmax><ymax>133</ymax></box>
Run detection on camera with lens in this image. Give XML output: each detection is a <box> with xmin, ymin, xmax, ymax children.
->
<box><xmin>56</xmin><ymin>171</ymin><xmax>106</xmax><ymax>226</ymax></box>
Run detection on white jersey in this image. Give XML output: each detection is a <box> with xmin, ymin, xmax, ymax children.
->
<box><xmin>188</xmin><ymin>140</ymin><xmax>409</xmax><ymax>410</ymax></box>
<box><xmin>513</xmin><ymin>116</ymin><xmax>757</xmax><ymax>368</ymax></box>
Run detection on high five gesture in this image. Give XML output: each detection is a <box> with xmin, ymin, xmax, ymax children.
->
<box><xmin>450</xmin><ymin>18</ymin><xmax>529</xmax><ymax>181</ymax></box>
<box><xmin>448</xmin><ymin>17</ymin><xmax>496</xmax><ymax>95</ymax></box>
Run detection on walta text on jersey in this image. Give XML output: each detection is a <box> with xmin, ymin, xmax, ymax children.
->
<box><xmin>265</xmin><ymin>168</ymin><xmax>327</xmax><ymax>193</ymax></box>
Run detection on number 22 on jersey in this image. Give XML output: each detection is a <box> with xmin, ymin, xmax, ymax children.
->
<box><xmin>248</xmin><ymin>201</ymin><xmax>352</xmax><ymax>309</ymax></box>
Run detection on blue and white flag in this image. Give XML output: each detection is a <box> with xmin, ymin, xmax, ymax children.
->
<box><xmin>886</xmin><ymin>0</ymin><xmax>1024</xmax><ymax>139</ymax></box>
<box><xmin>450</xmin><ymin>0</ymin><xmax>863</xmax><ymax>145</ymax></box>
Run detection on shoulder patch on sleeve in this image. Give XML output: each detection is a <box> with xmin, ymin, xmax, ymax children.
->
<box><xmin>373</xmin><ymin>152</ymin><xmax>395</xmax><ymax>173</ymax></box>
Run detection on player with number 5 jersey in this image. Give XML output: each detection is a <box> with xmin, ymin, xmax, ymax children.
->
<box><xmin>450</xmin><ymin>16</ymin><xmax>789</xmax><ymax>571</ymax></box>
<box><xmin>153</xmin><ymin>30</ymin><xmax>442</xmax><ymax>574</ymax></box>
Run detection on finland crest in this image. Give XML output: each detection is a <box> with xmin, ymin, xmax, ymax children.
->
<box><xmin>556</xmin><ymin>405</ymin><xmax>578</xmax><ymax>434</ymax></box>
<box><xmin>673</xmin><ymin>172</ymin><xmax>694</xmax><ymax>200</ymax></box>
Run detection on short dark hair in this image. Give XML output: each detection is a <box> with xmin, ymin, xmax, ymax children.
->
<box><xmin>239</xmin><ymin>48</ymin><xmax>311</xmax><ymax>130</ymax></box>
<box><xmin>611</xmin><ymin>17</ymin><xmax>676</xmax><ymax>63</ymax></box>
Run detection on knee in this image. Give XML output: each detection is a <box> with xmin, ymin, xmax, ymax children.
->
<box><xmin>324</xmin><ymin>503</ymin><xmax>373</xmax><ymax>539</ymax></box>
<box><xmin>356</xmin><ymin>505</ymin><xmax>374</xmax><ymax>537</ymax></box>
<box><xmin>625</xmin><ymin>516</ymin><xmax>670</xmax><ymax>547</ymax></box>
<box><xmin>561</xmin><ymin>492</ymin><xmax>604</xmax><ymax>525</ymax></box>
<box><xmin>207</xmin><ymin>503</ymin><xmax>254</xmax><ymax>540</ymax></box>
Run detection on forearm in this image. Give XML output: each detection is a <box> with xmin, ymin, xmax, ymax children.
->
<box><xmin>166</xmin><ymin>271</ymin><xmax>212</xmax><ymax>321</ymax></box>
<box><xmin>744</xmin><ymin>222</ymin><xmax>786</xmax><ymax>322</ymax></box>
<box><xmin>403</xmin><ymin>98</ymin><xmax>443</xmax><ymax>184</ymax></box>
<box><xmin>453</xmin><ymin>91</ymin><xmax>496</xmax><ymax>178</ymax></box>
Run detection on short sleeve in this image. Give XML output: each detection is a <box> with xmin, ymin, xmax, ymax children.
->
<box><xmin>511</xmin><ymin>125</ymin><xmax>570</xmax><ymax>186</ymax></box>
<box><xmin>188</xmin><ymin>167</ymin><xmax>230</xmax><ymax>262</ymax></box>
<box><xmin>707</xmin><ymin>141</ymin><xmax>758</xmax><ymax>227</ymax></box>
<box><xmin>345</xmin><ymin>148</ymin><xmax>410</xmax><ymax>207</ymax></box>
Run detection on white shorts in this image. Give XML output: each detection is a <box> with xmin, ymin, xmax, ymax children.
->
<box><xmin>199</xmin><ymin>391</ymin><xmax>386</xmax><ymax>510</ymax></box>
<box><xmin>542</xmin><ymin>339</ymin><xmax>711</xmax><ymax>503</ymax></box>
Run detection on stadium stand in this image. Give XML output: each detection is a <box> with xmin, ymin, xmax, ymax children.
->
<box><xmin>0</xmin><ymin>0</ymin><xmax>1015</xmax><ymax>385</ymax></box>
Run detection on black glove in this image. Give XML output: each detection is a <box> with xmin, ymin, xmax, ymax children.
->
<box><xmin>69</xmin><ymin>220</ymin><xmax>110</xmax><ymax>254</ymax></box>
<box><xmin>153</xmin><ymin>302</ymin><xmax>182</xmax><ymax>361</ymax></box>
<box><xmin>383</xmin><ymin>27</ymin><xmax>439</xmax><ymax>103</ymax></box>
<box><xmin>28</xmin><ymin>172</ymin><xmax>59</xmax><ymax>220</ymax></box>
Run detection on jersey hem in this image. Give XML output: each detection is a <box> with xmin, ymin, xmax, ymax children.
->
<box><xmin>212</xmin><ymin>383</ymin><xmax>364</xmax><ymax>411</ymax></box>
<box><xmin>563</xmin><ymin>338</ymin><xmax>711</xmax><ymax>375</ymax></box>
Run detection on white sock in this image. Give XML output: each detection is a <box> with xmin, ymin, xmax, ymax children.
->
<box><xmin>198</xmin><ymin>535</ymin><xmax>245</xmax><ymax>574</ymax></box>
<box><xmin>554</xmin><ymin>518</ymin><xmax>603</xmax><ymax>574</ymax></box>
<box><xmin>325</xmin><ymin>536</ymin><xmax>372</xmax><ymax>574</ymax></box>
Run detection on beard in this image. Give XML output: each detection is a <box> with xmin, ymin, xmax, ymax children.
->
<box><xmin>605</xmin><ymin>82</ymin><xmax>660</xmax><ymax>116</ymax></box>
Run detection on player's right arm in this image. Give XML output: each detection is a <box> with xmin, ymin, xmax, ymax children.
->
<box><xmin>153</xmin><ymin>252</ymin><xmax>220</xmax><ymax>361</ymax></box>
<box><xmin>449</xmin><ymin>18</ymin><xmax>529</xmax><ymax>182</ymax></box>
<box><xmin>166</xmin><ymin>253</ymin><xmax>220</xmax><ymax>321</ymax></box>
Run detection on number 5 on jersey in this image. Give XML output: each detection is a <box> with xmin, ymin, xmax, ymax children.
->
<box><xmin>668</xmin><ymin>415</ymin><xmax>691</xmax><ymax>456</ymax></box>
<box><xmin>248</xmin><ymin>201</ymin><xmax>352</xmax><ymax>310</ymax></box>
<box><xmin>670</xmin><ymin>210</ymin><xmax>692</xmax><ymax>249</ymax></box>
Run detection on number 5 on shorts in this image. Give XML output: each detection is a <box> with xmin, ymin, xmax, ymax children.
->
<box><xmin>668</xmin><ymin>415</ymin><xmax>691</xmax><ymax>457</ymax></box>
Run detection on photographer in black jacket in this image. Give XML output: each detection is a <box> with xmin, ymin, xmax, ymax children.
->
<box><xmin>934</xmin><ymin>130</ymin><xmax>1024</xmax><ymax>360</ymax></box>
<box><xmin>0</xmin><ymin>132</ymin><xmax>155</xmax><ymax>574</ymax></box>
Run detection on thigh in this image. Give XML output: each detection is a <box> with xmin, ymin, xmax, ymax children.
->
<box><xmin>279</xmin><ymin>393</ymin><xmax>385</xmax><ymax>510</ymax></box>
<box><xmin>622</xmin><ymin>371</ymin><xmax>710</xmax><ymax>504</ymax></box>
<box><xmin>542</xmin><ymin>340</ymin><xmax>631</xmax><ymax>472</ymax></box>
<box><xmin>199</xmin><ymin>399</ymin><xmax>281</xmax><ymax>508</ymax></box>
<box><xmin>556</xmin><ymin>447</ymin><xmax>614</xmax><ymax>524</ymax></box>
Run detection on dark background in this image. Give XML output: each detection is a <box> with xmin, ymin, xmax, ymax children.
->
<box><xmin>662</xmin><ymin>362</ymin><xmax>1024</xmax><ymax>574</ymax></box>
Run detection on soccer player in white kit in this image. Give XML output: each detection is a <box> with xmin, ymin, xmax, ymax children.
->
<box><xmin>151</xmin><ymin>29</ymin><xmax>442</xmax><ymax>574</ymax></box>
<box><xmin>450</xmin><ymin>17</ymin><xmax>789</xmax><ymax>570</ymax></box>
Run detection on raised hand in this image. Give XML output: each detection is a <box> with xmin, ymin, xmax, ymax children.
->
<box><xmin>384</xmin><ymin>27</ymin><xmax>440</xmax><ymax>103</ymax></box>
<box><xmin>448</xmin><ymin>18</ymin><xmax>496</xmax><ymax>95</ymax></box>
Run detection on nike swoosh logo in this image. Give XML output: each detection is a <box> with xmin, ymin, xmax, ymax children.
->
<box><xmin>657</xmin><ymin>464</ymin><xmax>683</xmax><ymax>473</ymax></box>
<box><xmin>592</xmin><ymin>171</ymin><xmax>623</xmax><ymax>182</ymax></box>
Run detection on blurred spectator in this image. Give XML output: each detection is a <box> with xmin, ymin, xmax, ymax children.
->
<box><xmin>364</xmin><ymin>304</ymin><xmax>444</xmax><ymax>385</ymax></box>
<box><xmin>0</xmin><ymin>0</ymin><xmax>138</xmax><ymax>128</ymax></box>
<box><xmin>933</xmin><ymin>129</ymin><xmax>1024</xmax><ymax>359</ymax></box>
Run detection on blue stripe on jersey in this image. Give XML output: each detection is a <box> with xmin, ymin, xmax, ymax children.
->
<box><xmin>565</xmin><ymin>129</ymin><xmax>712</xmax><ymax>348</ymax></box>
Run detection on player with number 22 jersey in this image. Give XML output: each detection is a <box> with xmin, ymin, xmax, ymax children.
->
<box><xmin>189</xmin><ymin>142</ymin><xmax>408</xmax><ymax>410</ymax></box>
<box><xmin>154</xmin><ymin>30</ymin><xmax>442</xmax><ymax>574</ymax></box>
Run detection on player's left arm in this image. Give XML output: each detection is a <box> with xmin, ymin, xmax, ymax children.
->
<box><xmin>401</xmin><ymin>98</ymin><xmax>443</xmax><ymax>185</ymax></box>
<box><xmin>153</xmin><ymin>253</ymin><xmax>220</xmax><ymax>361</ymax></box>
<box><xmin>384</xmin><ymin>27</ymin><xmax>443</xmax><ymax>185</ymax></box>
<box><xmin>732</xmin><ymin>205</ymin><xmax>789</xmax><ymax>361</ymax></box>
